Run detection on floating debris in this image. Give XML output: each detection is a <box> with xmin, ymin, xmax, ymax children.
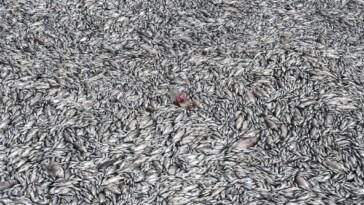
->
<box><xmin>146</xmin><ymin>105</ymin><xmax>156</xmax><ymax>113</ymax></box>
<box><xmin>169</xmin><ymin>88</ymin><xmax>193</xmax><ymax>110</ymax></box>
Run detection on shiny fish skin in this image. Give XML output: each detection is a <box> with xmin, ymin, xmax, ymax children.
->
<box><xmin>231</xmin><ymin>137</ymin><xmax>258</xmax><ymax>151</ymax></box>
<box><xmin>73</xmin><ymin>141</ymin><xmax>86</xmax><ymax>153</ymax></box>
<box><xmin>46</xmin><ymin>163</ymin><xmax>65</xmax><ymax>178</ymax></box>
<box><xmin>192</xmin><ymin>99</ymin><xmax>203</xmax><ymax>109</ymax></box>
<box><xmin>1</xmin><ymin>0</ymin><xmax>363</xmax><ymax>204</ymax></box>
<box><xmin>280</xmin><ymin>124</ymin><xmax>288</xmax><ymax>138</ymax></box>
<box><xmin>295</xmin><ymin>175</ymin><xmax>311</xmax><ymax>189</ymax></box>
<box><xmin>0</xmin><ymin>180</ymin><xmax>17</xmax><ymax>191</ymax></box>
<box><xmin>246</xmin><ymin>90</ymin><xmax>257</xmax><ymax>104</ymax></box>
<box><xmin>172</xmin><ymin>128</ymin><xmax>185</xmax><ymax>143</ymax></box>
<box><xmin>127</xmin><ymin>119</ymin><xmax>138</xmax><ymax>130</ymax></box>
<box><xmin>264</xmin><ymin>118</ymin><xmax>279</xmax><ymax>131</ymax></box>
<box><xmin>235</xmin><ymin>116</ymin><xmax>244</xmax><ymax>130</ymax></box>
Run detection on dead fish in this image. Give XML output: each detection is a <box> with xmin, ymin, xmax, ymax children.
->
<box><xmin>274</xmin><ymin>103</ymin><xmax>282</xmax><ymax>117</ymax></box>
<box><xmin>162</xmin><ymin>123</ymin><xmax>174</xmax><ymax>135</ymax></box>
<box><xmin>235</xmin><ymin>116</ymin><xmax>244</xmax><ymax>130</ymax></box>
<box><xmin>146</xmin><ymin>105</ymin><xmax>156</xmax><ymax>113</ymax></box>
<box><xmin>309</xmin><ymin>127</ymin><xmax>317</xmax><ymax>136</ymax></box>
<box><xmin>97</xmin><ymin>159</ymin><xmax>118</xmax><ymax>170</ymax></box>
<box><xmin>295</xmin><ymin>175</ymin><xmax>310</xmax><ymax>189</ymax></box>
<box><xmin>0</xmin><ymin>120</ymin><xmax>10</xmax><ymax>129</ymax></box>
<box><xmin>102</xmin><ymin>176</ymin><xmax>124</xmax><ymax>186</ymax></box>
<box><xmin>246</xmin><ymin>90</ymin><xmax>257</xmax><ymax>104</ymax></box>
<box><xmin>33</xmin><ymin>82</ymin><xmax>50</xmax><ymax>89</ymax></box>
<box><xmin>232</xmin><ymin>137</ymin><xmax>258</xmax><ymax>151</ymax></box>
<box><xmin>141</xmin><ymin>44</ymin><xmax>159</xmax><ymax>54</ymax></box>
<box><xmin>325</xmin><ymin>160</ymin><xmax>347</xmax><ymax>172</ymax></box>
<box><xmin>233</xmin><ymin>67</ymin><xmax>246</xmax><ymax>77</ymax></box>
<box><xmin>281</xmin><ymin>124</ymin><xmax>288</xmax><ymax>138</ymax></box>
<box><xmin>242</xmin><ymin>120</ymin><xmax>249</xmax><ymax>130</ymax></box>
<box><xmin>243</xmin><ymin>129</ymin><xmax>260</xmax><ymax>138</ymax></box>
<box><xmin>34</xmin><ymin>38</ymin><xmax>46</xmax><ymax>46</ymax></box>
<box><xmin>0</xmin><ymin>180</ymin><xmax>17</xmax><ymax>191</ymax></box>
<box><xmin>125</xmin><ymin>129</ymin><xmax>140</xmax><ymax>142</ymax></box>
<box><xmin>325</xmin><ymin>114</ymin><xmax>334</xmax><ymax>127</ymax></box>
<box><xmin>172</xmin><ymin>128</ymin><xmax>185</xmax><ymax>143</ymax></box>
<box><xmin>83</xmin><ymin>100</ymin><xmax>95</xmax><ymax>110</ymax></box>
<box><xmin>127</xmin><ymin>119</ymin><xmax>137</xmax><ymax>130</ymax></box>
<box><xmin>266</xmin><ymin>135</ymin><xmax>274</xmax><ymax>148</ymax></box>
<box><xmin>298</xmin><ymin>100</ymin><xmax>316</xmax><ymax>108</ymax></box>
<box><xmin>30</xmin><ymin>93</ymin><xmax>43</xmax><ymax>105</ymax></box>
<box><xmin>73</xmin><ymin>141</ymin><xmax>86</xmax><ymax>153</ymax></box>
<box><xmin>265</xmin><ymin>118</ymin><xmax>278</xmax><ymax>130</ymax></box>
<box><xmin>192</xmin><ymin>99</ymin><xmax>203</xmax><ymax>109</ymax></box>
<box><xmin>46</xmin><ymin>163</ymin><xmax>64</xmax><ymax>178</ymax></box>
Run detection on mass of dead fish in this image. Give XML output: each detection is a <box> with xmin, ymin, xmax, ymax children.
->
<box><xmin>0</xmin><ymin>0</ymin><xmax>363</xmax><ymax>204</ymax></box>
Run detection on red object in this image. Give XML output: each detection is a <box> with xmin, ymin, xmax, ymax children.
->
<box><xmin>170</xmin><ymin>89</ymin><xmax>192</xmax><ymax>110</ymax></box>
<box><xmin>175</xmin><ymin>93</ymin><xmax>187</xmax><ymax>104</ymax></box>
